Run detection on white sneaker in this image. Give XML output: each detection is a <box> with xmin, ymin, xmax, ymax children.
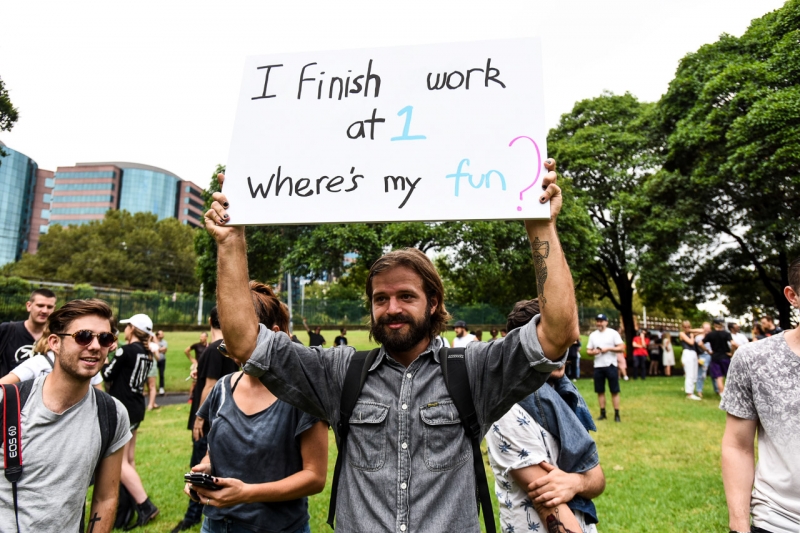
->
<box><xmin>687</xmin><ymin>394</ymin><xmax>701</xmax><ymax>401</ymax></box>
<box><xmin>623</xmin><ymin>376</ymin><xmax>629</xmax><ymax>381</ymax></box>
<box><xmin>158</xmin><ymin>387</ymin><xmax>165</xmax><ymax>395</ymax></box>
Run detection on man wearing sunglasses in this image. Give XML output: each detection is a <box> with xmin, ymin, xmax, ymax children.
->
<box><xmin>0</xmin><ymin>298</ymin><xmax>131</xmax><ymax>533</ymax></box>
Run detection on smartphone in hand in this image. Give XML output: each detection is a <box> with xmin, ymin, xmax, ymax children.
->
<box><xmin>185</xmin><ymin>472</ymin><xmax>223</xmax><ymax>491</ymax></box>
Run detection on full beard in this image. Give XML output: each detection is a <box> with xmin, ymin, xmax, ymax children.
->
<box><xmin>371</xmin><ymin>308</ymin><xmax>432</xmax><ymax>354</ymax></box>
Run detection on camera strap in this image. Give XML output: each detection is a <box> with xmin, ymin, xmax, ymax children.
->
<box><xmin>3</xmin><ymin>383</ymin><xmax>24</xmax><ymax>533</ymax></box>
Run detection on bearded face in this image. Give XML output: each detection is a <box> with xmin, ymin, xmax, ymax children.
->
<box><xmin>371</xmin><ymin>306</ymin><xmax>432</xmax><ymax>354</ymax></box>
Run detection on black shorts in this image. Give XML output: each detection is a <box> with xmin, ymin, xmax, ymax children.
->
<box><xmin>594</xmin><ymin>366</ymin><xmax>620</xmax><ymax>394</ymax></box>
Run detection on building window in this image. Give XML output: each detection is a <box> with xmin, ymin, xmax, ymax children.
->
<box><xmin>43</xmin><ymin>193</ymin><xmax>52</xmax><ymax>203</ymax></box>
<box><xmin>50</xmin><ymin>194</ymin><xmax>114</xmax><ymax>204</ymax></box>
<box><xmin>54</xmin><ymin>171</ymin><xmax>115</xmax><ymax>179</ymax></box>
<box><xmin>45</xmin><ymin>178</ymin><xmax>55</xmax><ymax>188</ymax></box>
<box><xmin>41</xmin><ymin>209</ymin><xmax>51</xmax><ymax>219</ymax></box>
<box><xmin>39</xmin><ymin>225</ymin><xmax>49</xmax><ymax>234</ymax></box>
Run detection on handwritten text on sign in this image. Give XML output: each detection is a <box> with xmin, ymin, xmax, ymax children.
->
<box><xmin>225</xmin><ymin>38</ymin><xmax>548</xmax><ymax>224</ymax></box>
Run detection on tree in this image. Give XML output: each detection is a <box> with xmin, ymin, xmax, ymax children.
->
<box><xmin>0</xmin><ymin>76</ymin><xmax>20</xmax><ymax>158</ymax></box>
<box><xmin>548</xmin><ymin>92</ymin><xmax>666</xmax><ymax>352</ymax></box>
<box><xmin>654</xmin><ymin>0</ymin><xmax>800</xmax><ymax>328</ymax></box>
<box><xmin>4</xmin><ymin>210</ymin><xmax>198</xmax><ymax>292</ymax></box>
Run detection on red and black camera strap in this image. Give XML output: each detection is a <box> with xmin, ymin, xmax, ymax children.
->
<box><xmin>2</xmin><ymin>383</ymin><xmax>24</xmax><ymax>533</ymax></box>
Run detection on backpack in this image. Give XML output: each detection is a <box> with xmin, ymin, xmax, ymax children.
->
<box><xmin>1</xmin><ymin>380</ymin><xmax>118</xmax><ymax>533</ymax></box>
<box><xmin>328</xmin><ymin>347</ymin><xmax>495</xmax><ymax>533</ymax></box>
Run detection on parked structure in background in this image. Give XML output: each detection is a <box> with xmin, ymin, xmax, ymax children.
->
<box><xmin>0</xmin><ymin>142</ymin><xmax>205</xmax><ymax>266</ymax></box>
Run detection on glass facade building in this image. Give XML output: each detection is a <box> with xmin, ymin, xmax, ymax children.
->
<box><xmin>0</xmin><ymin>145</ymin><xmax>37</xmax><ymax>265</ymax></box>
<box><xmin>118</xmin><ymin>165</ymin><xmax>180</xmax><ymax>220</ymax></box>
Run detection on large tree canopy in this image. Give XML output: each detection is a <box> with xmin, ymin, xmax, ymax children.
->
<box><xmin>548</xmin><ymin>91</ymin><xmax>667</xmax><ymax>350</ymax></box>
<box><xmin>4</xmin><ymin>210</ymin><xmax>198</xmax><ymax>292</ymax></box>
<box><xmin>654</xmin><ymin>0</ymin><xmax>800</xmax><ymax>327</ymax></box>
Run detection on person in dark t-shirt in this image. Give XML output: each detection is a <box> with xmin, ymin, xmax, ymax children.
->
<box><xmin>334</xmin><ymin>327</ymin><xmax>348</xmax><ymax>346</ymax></box>
<box><xmin>173</xmin><ymin>307</ymin><xmax>238</xmax><ymax>532</ymax></box>
<box><xmin>184</xmin><ymin>332</ymin><xmax>208</xmax><ymax>366</ymax></box>
<box><xmin>0</xmin><ymin>288</ymin><xmax>56</xmax><ymax>377</ymax></box>
<box><xmin>302</xmin><ymin>317</ymin><xmax>326</xmax><ymax>347</ymax></box>
<box><xmin>704</xmin><ymin>319</ymin><xmax>733</xmax><ymax>395</ymax></box>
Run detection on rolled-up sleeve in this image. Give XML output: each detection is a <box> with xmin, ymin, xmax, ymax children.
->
<box><xmin>467</xmin><ymin>315</ymin><xmax>567</xmax><ymax>433</ymax></box>
<box><xmin>243</xmin><ymin>324</ymin><xmax>352</xmax><ymax>422</ymax></box>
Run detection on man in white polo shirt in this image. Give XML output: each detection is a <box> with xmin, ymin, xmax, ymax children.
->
<box><xmin>586</xmin><ymin>314</ymin><xmax>625</xmax><ymax>422</ymax></box>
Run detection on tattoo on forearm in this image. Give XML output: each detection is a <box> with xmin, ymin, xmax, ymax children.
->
<box><xmin>545</xmin><ymin>509</ymin><xmax>577</xmax><ymax>533</ymax></box>
<box><xmin>532</xmin><ymin>237</ymin><xmax>550</xmax><ymax>305</ymax></box>
<box><xmin>87</xmin><ymin>513</ymin><xmax>101</xmax><ymax>533</ymax></box>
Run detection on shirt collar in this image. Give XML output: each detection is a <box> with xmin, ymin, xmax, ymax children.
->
<box><xmin>368</xmin><ymin>336</ymin><xmax>447</xmax><ymax>372</ymax></box>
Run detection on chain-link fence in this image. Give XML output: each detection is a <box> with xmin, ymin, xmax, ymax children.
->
<box><xmin>0</xmin><ymin>278</ymin><xmax>214</xmax><ymax>326</ymax></box>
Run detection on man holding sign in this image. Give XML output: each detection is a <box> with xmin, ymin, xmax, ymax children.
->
<box><xmin>203</xmin><ymin>154</ymin><xmax>580</xmax><ymax>532</ymax></box>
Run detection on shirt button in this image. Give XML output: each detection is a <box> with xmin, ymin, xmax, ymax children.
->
<box><xmin>401</xmin><ymin>442</ymin><xmax>408</xmax><ymax>450</ymax></box>
<box><xmin>406</xmin><ymin>373</ymin><xmax>412</xmax><ymax>379</ymax></box>
<box><xmin>401</xmin><ymin>482</ymin><xmax>407</xmax><ymax>489</ymax></box>
<box><xmin>400</xmin><ymin>526</ymin><xmax>407</xmax><ymax>532</ymax></box>
<box><xmin>401</xmin><ymin>403</ymin><xmax>408</xmax><ymax>410</ymax></box>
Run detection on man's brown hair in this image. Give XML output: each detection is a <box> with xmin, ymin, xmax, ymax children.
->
<box><xmin>250</xmin><ymin>281</ymin><xmax>290</xmax><ymax>333</ymax></box>
<box><xmin>30</xmin><ymin>288</ymin><xmax>56</xmax><ymax>301</ymax></box>
<box><xmin>49</xmin><ymin>298</ymin><xmax>114</xmax><ymax>335</ymax></box>
<box><xmin>789</xmin><ymin>256</ymin><xmax>800</xmax><ymax>293</ymax></box>
<box><xmin>366</xmin><ymin>248</ymin><xmax>451</xmax><ymax>339</ymax></box>
<box><xmin>506</xmin><ymin>299</ymin><xmax>540</xmax><ymax>332</ymax></box>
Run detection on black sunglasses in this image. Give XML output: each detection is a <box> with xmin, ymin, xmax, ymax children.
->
<box><xmin>55</xmin><ymin>330</ymin><xmax>118</xmax><ymax>348</ymax></box>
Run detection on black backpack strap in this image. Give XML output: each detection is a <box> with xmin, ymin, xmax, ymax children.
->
<box><xmin>93</xmin><ymin>388</ymin><xmax>118</xmax><ymax>472</ymax></box>
<box><xmin>327</xmin><ymin>348</ymin><xmax>380</xmax><ymax>529</ymax></box>
<box><xmin>2</xmin><ymin>383</ymin><xmax>25</xmax><ymax>533</ymax></box>
<box><xmin>439</xmin><ymin>347</ymin><xmax>496</xmax><ymax>533</ymax></box>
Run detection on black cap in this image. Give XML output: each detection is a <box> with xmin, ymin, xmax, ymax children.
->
<box><xmin>596</xmin><ymin>314</ymin><xmax>608</xmax><ymax>321</ymax></box>
<box><xmin>454</xmin><ymin>320</ymin><xmax>467</xmax><ymax>328</ymax></box>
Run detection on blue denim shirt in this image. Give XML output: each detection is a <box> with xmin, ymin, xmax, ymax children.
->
<box><xmin>517</xmin><ymin>376</ymin><xmax>600</xmax><ymax>524</ymax></box>
<box><xmin>243</xmin><ymin>315</ymin><xmax>565</xmax><ymax>533</ymax></box>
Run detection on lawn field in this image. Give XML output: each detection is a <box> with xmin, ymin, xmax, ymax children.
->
<box><xmin>123</xmin><ymin>333</ymin><xmax>728</xmax><ymax>533</ymax></box>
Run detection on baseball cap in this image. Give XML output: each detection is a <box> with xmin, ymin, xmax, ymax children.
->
<box><xmin>119</xmin><ymin>313</ymin><xmax>155</xmax><ymax>336</ymax></box>
<box><xmin>454</xmin><ymin>320</ymin><xmax>467</xmax><ymax>328</ymax></box>
<box><xmin>596</xmin><ymin>314</ymin><xmax>608</xmax><ymax>321</ymax></box>
<box><xmin>712</xmin><ymin>318</ymin><xmax>724</xmax><ymax>325</ymax></box>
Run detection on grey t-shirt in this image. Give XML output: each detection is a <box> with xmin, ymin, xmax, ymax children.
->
<box><xmin>0</xmin><ymin>376</ymin><xmax>131</xmax><ymax>531</ymax></box>
<box><xmin>720</xmin><ymin>333</ymin><xmax>800</xmax><ymax>533</ymax></box>
<box><xmin>197</xmin><ymin>374</ymin><xmax>319</xmax><ymax>532</ymax></box>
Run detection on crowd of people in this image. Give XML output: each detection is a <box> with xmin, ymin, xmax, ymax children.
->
<box><xmin>0</xmin><ymin>162</ymin><xmax>797</xmax><ymax>533</ymax></box>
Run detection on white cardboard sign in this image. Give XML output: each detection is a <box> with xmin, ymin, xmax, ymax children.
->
<box><xmin>225</xmin><ymin>38</ymin><xmax>548</xmax><ymax>224</ymax></box>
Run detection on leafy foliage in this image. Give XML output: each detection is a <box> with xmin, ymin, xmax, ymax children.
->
<box><xmin>4</xmin><ymin>210</ymin><xmax>198</xmax><ymax>291</ymax></box>
<box><xmin>653</xmin><ymin>0</ymin><xmax>800</xmax><ymax>327</ymax></box>
<box><xmin>0</xmin><ymin>76</ymin><xmax>20</xmax><ymax>158</ymax></box>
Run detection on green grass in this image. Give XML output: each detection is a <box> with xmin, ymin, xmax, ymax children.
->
<box><xmin>121</xmin><ymin>372</ymin><xmax>727</xmax><ymax>532</ymax></box>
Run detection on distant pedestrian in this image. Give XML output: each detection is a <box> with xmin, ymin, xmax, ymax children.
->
<box><xmin>587</xmin><ymin>314</ymin><xmax>624</xmax><ymax>422</ymax></box>
<box><xmin>753</xmin><ymin>323</ymin><xmax>767</xmax><ymax>341</ymax></box>
<box><xmin>648</xmin><ymin>336</ymin><xmax>662</xmax><ymax>376</ymax></box>
<box><xmin>185</xmin><ymin>332</ymin><xmax>208</xmax><ymax>367</ymax></box>
<box><xmin>156</xmin><ymin>330</ymin><xmax>168</xmax><ymax>394</ymax></box>
<box><xmin>566</xmin><ymin>338</ymin><xmax>581</xmax><ymax>381</ymax></box>
<box><xmin>721</xmin><ymin>256</ymin><xmax>800</xmax><ymax>533</ymax></box>
<box><xmin>0</xmin><ymin>288</ymin><xmax>57</xmax><ymax>377</ymax></box>
<box><xmin>334</xmin><ymin>327</ymin><xmax>348</xmax><ymax>346</ymax></box>
<box><xmin>500</xmin><ymin>328</ymin><xmax>507</xmax><ymax>338</ymax></box>
<box><xmin>452</xmin><ymin>319</ymin><xmax>476</xmax><ymax>347</ymax></box>
<box><xmin>474</xmin><ymin>328</ymin><xmax>484</xmax><ymax>342</ymax></box>
<box><xmin>489</xmin><ymin>327</ymin><xmax>499</xmax><ymax>340</ymax></box>
<box><xmin>617</xmin><ymin>325</ymin><xmax>629</xmax><ymax>381</ymax></box>
<box><xmin>679</xmin><ymin>321</ymin><xmax>701</xmax><ymax>400</ymax></box>
<box><xmin>704</xmin><ymin>319</ymin><xmax>733</xmax><ymax>395</ymax></box>
<box><xmin>146</xmin><ymin>335</ymin><xmax>160</xmax><ymax>411</ymax></box>
<box><xmin>301</xmin><ymin>317</ymin><xmax>326</xmax><ymax>346</ymax></box>
<box><xmin>632</xmin><ymin>329</ymin><xmax>649</xmax><ymax>380</ymax></box>
<box><xmin>695</xmin><ymin>322</ymin><xmax>716</xmax><ymax>397</ymax></box>
<box><xmin>728</xmin><ymin>323</ymin><xmax>748</xmax><ymax>353</ymax></box>
<box><xmin>759</xmin><ymin>315</ymin><xmax>783</xmax><ymax>337</ymax></box>
<box><xmin>661</xmin><ymin>332</ymin><xmax>675</xmax><ymax>377</ymax></box>
<box><xmin>102</xmin><ymin>313</ymin><xmax>159</xmax><ymax>529</ymax></box>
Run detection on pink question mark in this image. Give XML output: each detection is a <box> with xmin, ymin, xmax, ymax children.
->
<box><xmin>509</xmin><ymin>136</ymin><xmax>542</xmax><ymax>211</ymax></box>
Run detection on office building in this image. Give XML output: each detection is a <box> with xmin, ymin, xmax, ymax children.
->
<box><xmin>0</xmin><ymin>143</ymin><xmax>206</xmax><ymax>266</ymax></box>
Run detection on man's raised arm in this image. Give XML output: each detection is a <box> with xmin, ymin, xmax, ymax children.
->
<box><xmin>527</xmin><ymin>159</ymin><xmax>580</xmax><ymax>360</ymax></box>
<box><xmin>204</xmin><ymin>173</ymin><xmax>259</xmax><ymax>363</ymax></box>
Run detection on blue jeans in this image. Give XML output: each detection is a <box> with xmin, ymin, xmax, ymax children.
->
<box><xmin>695</xmin><ymin>353</ymin><xmax>719</xmax><ymax>394</ymax></box>
<box><xmin>633</xmin><ymin>356</ymin><xmax>648</xmax><ymax>380</ymax></box>
<box><xmin>201</xmin><ymin>517</ymin><xmax>311</xmax><ymax>533</ymax></box>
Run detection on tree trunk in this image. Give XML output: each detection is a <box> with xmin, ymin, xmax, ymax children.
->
<box><xmin>616</xmin><ymin>278</ymin><xmax>636</xmax><ymax>364</ymax></box>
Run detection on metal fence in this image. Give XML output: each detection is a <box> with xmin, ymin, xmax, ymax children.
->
<box><xmin>0</xmin><ymin>279</ymin><xmax>215</xmax><ymax>326</ymax></box>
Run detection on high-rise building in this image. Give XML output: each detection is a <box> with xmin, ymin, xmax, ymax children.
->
<box><xmin>0</xmin><ymin>142</ymin><xmax>38</xmax><ymax>265</ymax></box>
<box><xmin>0</xmin><ymin>144</ymin><xmax>206</xmax><ymax>266</ymax></box>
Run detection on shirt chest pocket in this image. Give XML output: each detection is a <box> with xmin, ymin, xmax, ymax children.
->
<box><xmin>420</xmin><ymin>400</ymin><xmax>470</xmax><ymax>472</ymax></box>
<box><xmin>347</xmin><ymin>401</ymin><xmax>389</xmax><ymax>471</ymax></box>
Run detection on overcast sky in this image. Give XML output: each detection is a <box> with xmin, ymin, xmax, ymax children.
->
<box><xmin>0</xmin><ymin>0</ymin><xmax>786</xmax><ymax>188</ymax></box>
